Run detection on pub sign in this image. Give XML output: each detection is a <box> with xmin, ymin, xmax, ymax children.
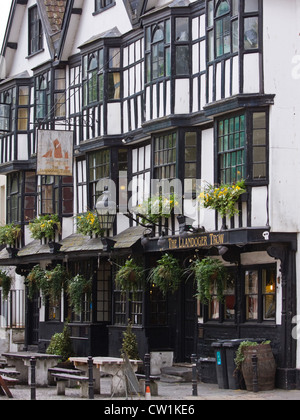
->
<box><xmin>37</xmin><ymin>130</ymin><xmax>73</xmax><ymax>176</ymax></box>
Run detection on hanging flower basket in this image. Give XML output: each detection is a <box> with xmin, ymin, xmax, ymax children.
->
<box><xmin>115</xmin><ymin>259</ymin><xmax>144</xmax><ymax>293</ymax></box>
<box><xmin>68</xmin><ymin>274</ymin><xmax>92</xmax><ymax>313</ymax></box>
<box><xmin>148</xmin><ymin>253</ymin><xmax>182</xmax><ymax>296</ymax></box>
<box><xmin>187</xmin><ymin>257</ymin><xmax>227</xmax><ymax>304</ymax></box>
<box><xmin>134</xmin><ymin>194</ymin><xmax>181</xmax><ymax>225</ymax></box>
<box><xmin>0</xmin><ymin>224</ymin><xmax>21</xmax><ymax>252</ymax></box>
<box><xmin>199</xmin><ymin>180</ymin><xmax>246</xmax><ymax>218</ymax></box>
<box><xmin>0</xmin><ymin>270</ymin><xmax>12</xmax><ymax>300</ymax></box>
<box><xmin>76</xmin><ymin>211</ymin><xmax>104</xmax><ymax>237</ymax></box>
<box><xmin>29</xmin><ymin>215</ymin><xmax>61</xmax><ymax>242</ymax></box>
<box><xmin>26</xmin><ymin>264</ymin><xmax>68</xmax><ymax>303</ymax></box>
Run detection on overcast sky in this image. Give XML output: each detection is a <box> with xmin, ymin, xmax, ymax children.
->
<box><xmin>0</xmin><ymin>1</ymin><xmax>13</xmax><ymax>50</ymax></box>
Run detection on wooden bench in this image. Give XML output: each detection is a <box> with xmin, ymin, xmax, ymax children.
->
<box><xmin>0</xmin><ymin>369</ymin><xmax>21</xmax><ymax>378</ymax></box>
<box><xmin>48</xmin><ymin>367</ymin><xmax>83</xmax><ymax>386</ymax></box>
<box><xmin>51</xmin><ymin>372</ymin><xmax>91</xmax><ymax>398</ymax></box>
<box><xmin>0</xmin><ymin>375</ymin><xmax>19</xmax><ymax>398</ymax></box>
<box><xmin>136</xmin><ymin>374</ymin><xmax>160</xmax><ymax>396</ymax></box>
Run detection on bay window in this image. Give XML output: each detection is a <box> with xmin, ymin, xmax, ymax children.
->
<box><xmin>217</xmin><ymin>110</ymin><xmax>268</xmax><ymax>185</ymax></box>
<box><xmin>145</xmin><ymin>20</ymin><xmax>171</xmax><ymax>83</ymax></box>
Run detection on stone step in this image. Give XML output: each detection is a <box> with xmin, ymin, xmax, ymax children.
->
<box><xmin>160</xmin><ymin>365</ymin><xmax>193</xmax><ymax>383</ymax></box>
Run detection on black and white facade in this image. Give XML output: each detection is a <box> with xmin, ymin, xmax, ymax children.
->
<box><xmin>0</xmin><ymin>0</ymin><xmax>299</xmax><ymax>389</ymax></box>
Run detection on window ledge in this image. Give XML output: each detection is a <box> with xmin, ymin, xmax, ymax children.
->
<box><xmin>26</xmin><ymin>49</ymin><xmax>45</xmax><ymax>59</ymax></box>
<box><xmin>203</xmin><ymin>94</ymin><xmax>275</xmax><ymax>118</ymax></box>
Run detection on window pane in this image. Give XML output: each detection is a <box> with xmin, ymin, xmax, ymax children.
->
<box><xmin>216</xmin><ymin>0</ymin><xmax>230</xmax><ymax>17</ymax></box>
<box><xmin>109</xmin><ymin>48</ymin><xmax>121</xmax><ymax>68</ymax></box>
<box><xmin>244</xmin><ymin>17</ymin><xmax>259</xmax><ymax>49</ymax></box>
<box><xmin>232</xmin><ymin>20</ymin><xmax>239</xmax><ymax>53</ymax></box>
<box><xmin>245</xmin><ymin>270</ymin><xmax>258</xmax><ymax>320</ymax></box>
<box><xmin>207</xmin><ymin>0</ymin><xmax>214</xmax><ymax>26</ymax></box>
<box><xmin>263</xmin><ymin>269</ymin><xmax>276</xmax><ymax>320</ymax></box>
<box><xmin>253</xmin><ymin>113</ymin><xmax>266</xmax><ymax>129</ymax></box>
<box><xmin>245</xmin><ymin>0</ymin><xmax>259</xmax><ymax>13</ymax></box>
<box><xmin>108</xmin><ymin>73</ymin><xmax>121</xmax><ymax>100</ymax></box>
<box><xmin>224</xmin><ymin>275</ymin><xmax>235</xmax><ymax>320</ymax></box>
<box><xmin>176</xmin><ymin>17</ymin><xmax>189</xmax><ymax>42</ymax></box>
<box><xmin>245</xmin><ymin>271</ymin><xmax>258</xmax><ymax>294</ymax></box>
<box><xmin>253</xmin><ymin>163</ymin><xmax>266</xmax><ymax>179</ymax></box>
<box><xmin>176</xmin><ymin>46</ymin><xmax>189</xmax><ymax>75</ymax></box>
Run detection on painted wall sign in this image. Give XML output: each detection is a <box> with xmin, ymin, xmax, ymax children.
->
<box><xmin>167</xmin><ymin>232</ymin><xmax>228</xmax><ymax>250</ymax></box>
<box><xmin>37</xmin><ymin>130</ymin><xmax>73</xmax><ymax>176</ymax></box>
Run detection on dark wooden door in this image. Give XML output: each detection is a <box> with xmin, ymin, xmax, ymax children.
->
<box><xmin>28</xmin><ymin>293</ymin><xmax>39</xmax><ymax>345</ymax></box>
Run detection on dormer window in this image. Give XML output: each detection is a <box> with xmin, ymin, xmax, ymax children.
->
<box><xmin>95</xmin><ymin>0</ymin><xmax>115</xmax><ymax>13</ymax></box>
<box><xmin>28</xmin><ymin>5</ymin><xmax>43</xmax><ymax>56</ymax></box>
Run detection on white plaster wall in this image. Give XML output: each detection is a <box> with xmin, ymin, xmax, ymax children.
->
<box><xmin>69</xmin><ymin>1</ymin><xmax>133</xmax><ymax>57</ymax></box>
<box><xmin>200</xmin><ymin>128</ymin><xmax>215</xmax><ymax>231</ymax></box>
<box><xmin>264</xmin><ymin>0</ymin><xmax>300</xmax><ymax>233</ymax></box>
<box><xmin>0</xmin><ymin>176</ymin><xmax>6</xmax><ymax>226</ymax></box>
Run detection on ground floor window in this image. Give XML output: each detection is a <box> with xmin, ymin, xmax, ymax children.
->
<box><xmin>244</xmin><ymin>265</ymin><xmax>276</xmax><ymax>322</ymax></box>
<box><xmin>198</xmin><ymin>264</ymin><xmax>276</xmax><ymax>324</ymax></box>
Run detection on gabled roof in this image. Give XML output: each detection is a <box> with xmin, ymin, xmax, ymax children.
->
<box><xmin>38</xmin><ymin>0</ymin><xmax>67</xmax><ymax>35</ymax></box>
<box><xmin>122</xmin><ymin>0</ymin><xmax>146</xmax><ymax>27</ymax></box>
<box><xmin>1</xmin><ymin>0</ymin><xmax>68</xmax><ymax>76</ymax></box>
<box><xmin>37</xmin><ymin>0</ymin><xmax>68</xmax><ymax>57</ymax></box>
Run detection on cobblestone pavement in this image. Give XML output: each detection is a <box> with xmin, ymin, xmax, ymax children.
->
<box><xmin>1</xmin><ymin>378</ymin><xmax>300</xmax><ymax>401</ymax></box>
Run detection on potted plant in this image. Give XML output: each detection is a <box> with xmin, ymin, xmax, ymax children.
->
<box><xmin>115</xmin><ymin>259</ymin><xmax>144</xmax><ymax>293</ymax></box>
<box><xmin>199</xmin><ymin>180</ymin><xmax>246</xmax><ymax>218</ymax></box>
<box><xmin>188</xmin><ymin>257</ymin><xmax>227</xmax><ymax>304</ymax></box>
<box><xmin>134</xmin><ymin>194</ymin><xmax>181</xmax><ymax>225</ymax></box>
<box><xmin>0</xmin><ymin>269</ymin><xmax>12</xmax><ymax>300</ymax></box>
<box><xmin>68</xmin><ymin>274</ymin><xmax>92</xmax><ymax>313</ymax></box>
<box><xmin>76</xmin><ymin>211</ymin><xmax>104</xmax><ymax>237</ymax></box>
<box><xmin>148</xmin><ymin>253</ymin><xmax>182</xmax><ymax>296</ymax></box>
<box><xmin>46</xmin><ymin>325</ymin><xmax>74</xmax><ymax>362</ymax></box>
<box><xmin>234</xmin><ymin>341</ymin><xmax>276</xmax><ymax>392</ymax></box>
<box><xmin>0</xmin><ymin>223</ymin><xmax>21</xmax><ymax>257</ymax></box>
<box><xmin>29</xmin><ymin>214</ymin><xmax>61</xmax><ymax>244</ymax></box>
<box><xmin>121</xmin><ymin>321</ymin><xmax>140</xmax><ymax>360</ymax></box>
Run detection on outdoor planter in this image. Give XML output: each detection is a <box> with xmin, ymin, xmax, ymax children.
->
<box><xmin>76</xmin><ymin>211</ymin><xmax>103</xmax><ymax>237</ymax></box>
<box><xmin>29</xmin><ymin>214</ymin><xmax>61</xmax><ymax>244</ymax></box>
<box><xmin>199</xmin><ymin>180</ymin><xmax>246</xmax><ymax>218</ymax></box>
<box><xmin>235</xmin><ymin>341</ymin><xmax>276</xmax><ymax>392</ymax></box>
<box><xmin>0</xmin><ymin>224</ymin><xmax>21</xmax><ymax>256</ymax></box>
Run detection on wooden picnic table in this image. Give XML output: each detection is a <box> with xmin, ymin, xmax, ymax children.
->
<box><xmin>69</xmin><ymin>356</ymin><xmax>142</xmax><ymax>396</ymax></box>
<box><xmin>2</xmin><ymin>352</ymin><xmax>61</xmax><ymax>387</ymax></box>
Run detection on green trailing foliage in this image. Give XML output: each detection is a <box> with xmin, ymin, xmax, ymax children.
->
<box><xmin>148</xmin><ymin>253</ymin><xmax>182</xmax><ymax>296</ymax></box>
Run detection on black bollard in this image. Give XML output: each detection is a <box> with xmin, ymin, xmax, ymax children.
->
<box><xmin>191</xmin><ymin>354</ymin><xmax>198</xmax><ymax>397</ymax></box>
<box><xmin>144</xmin><ymin>353</ymin><xmax>151</xmax><ymax>389</ymax></box>
<box><xmin>88</xmin><ymin>356</ymin><xmax>94</xmax><ymax>400</ymax></box>
<box><xmin>30</xmin><ymin>357</ymin><xmax>36</xmax><ymax>401</ymax></box>
<box><xmin>252</xmin><ymin>354</ymin><xmax>259</xmax><ymax>393</ymax></box>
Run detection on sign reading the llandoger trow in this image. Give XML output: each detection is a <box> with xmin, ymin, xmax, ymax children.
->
<box><xmin>167</xmin><ymin>232</ymin><xmax>228</xmax><ymax>250</ymax></box>
<box><xmin>37</xmin><ymin>130</ymin><xmax>73</xmax><ymax>177</ymax></box>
